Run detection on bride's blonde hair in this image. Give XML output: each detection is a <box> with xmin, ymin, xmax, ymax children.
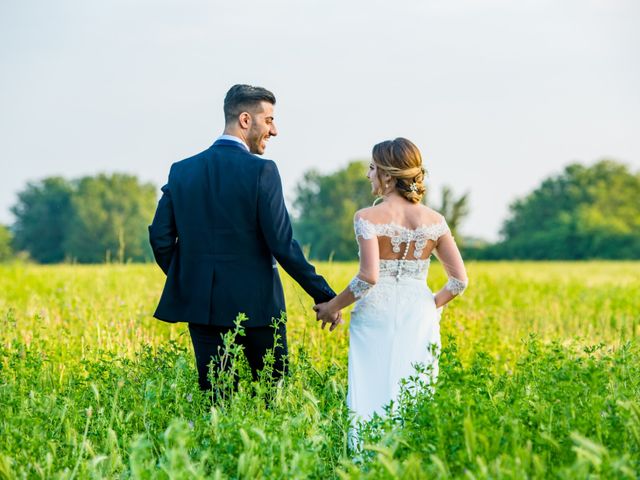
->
<box><xmin>372</xmin><ymin>138</ymin><xmax>426</xmax><ymax>204</ymax></box>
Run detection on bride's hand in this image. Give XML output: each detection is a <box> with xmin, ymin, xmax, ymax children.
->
<box><xmin>313</xmin><ymin>303</ymin><xmax>342</xmax><ymax>331</ymax></box>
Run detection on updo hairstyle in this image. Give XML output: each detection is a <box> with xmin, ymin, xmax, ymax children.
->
<box><xmin>372</xmin><ymin>138</ymin><xmax>426</xmax><ymax>204</ymax></box>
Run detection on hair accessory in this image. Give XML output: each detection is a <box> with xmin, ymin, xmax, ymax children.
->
<box><xmin>409</xmin><ymin>182</ymin><xmax>419</xmax><ymax>193</ymax></box>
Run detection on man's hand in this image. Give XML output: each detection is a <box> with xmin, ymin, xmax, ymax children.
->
<box><xmin>313</xmin><ymin>302</ymin><xmax>343</xmax><ymax>332</ymax></box>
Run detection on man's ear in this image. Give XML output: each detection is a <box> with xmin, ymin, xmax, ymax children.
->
<box><xmin>238</xmin><ymin>112</ymin><xmax>251</xmax><ymax>129</ymax></box>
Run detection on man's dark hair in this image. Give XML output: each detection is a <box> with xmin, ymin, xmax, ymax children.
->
<box><xmin>223</xmin><ymin>84</ymin><xmax>276</xmax><ymax>124</ymax></box>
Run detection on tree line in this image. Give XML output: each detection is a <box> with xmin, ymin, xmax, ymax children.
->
<box><xmin>469</xmin><ymin>160</ymin><xmax>640</xmax><ymax>260</ymax></box>
<box><xmin>291</xmin><ymin>159</ymin><xmax>640</xmax><ymax>261</ymax></box>
<box><xmin>1</xmin><ymin>159</ymin><xmax>638</xmax><ymax>263</ymax></box>
<box><xmin>4</xmin><ymin>174</ymin><xmax>157</xmax><ymax>263</ymax></box>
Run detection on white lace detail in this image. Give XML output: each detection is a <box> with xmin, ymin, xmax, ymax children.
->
<box><xmin>353</xmin><ymin>217</ymin><xmax>449</xmax><ymax>258</ymax></box>
<box><xmin>379</xmin><ymin>259</ymin><xmax>431</xmax><ymax>280</ymax></box>
<box><xmin>445</xmin><ymin>277</ymin><xmax>468</xmax><ymax>295</ymax></box>
<box><xmin>354</xmin><ymin>217</ymin><xmax>377</xmax><ymax>240</ymax></box>
<box><xmin>348</xmin><ymin>276</ymin><xmax>375</xmax><ymax>299</ymax></box>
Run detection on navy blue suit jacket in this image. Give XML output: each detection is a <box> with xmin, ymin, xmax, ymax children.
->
<box><xmin>148</xmin><ymin>139</ymin><xmax>336</xmax><ymax>327</ymax></box>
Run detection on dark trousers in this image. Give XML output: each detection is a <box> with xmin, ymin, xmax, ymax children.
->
<box><xmin>188</xmin><ymin>322</ymin><xmax>288</xmax><ymax>391</ymax></box>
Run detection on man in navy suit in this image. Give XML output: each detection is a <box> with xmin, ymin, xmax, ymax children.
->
<box><xmin>149</xmin><ymin>84</ymin><xmax>340</xmax><ymax>391</ymax></box>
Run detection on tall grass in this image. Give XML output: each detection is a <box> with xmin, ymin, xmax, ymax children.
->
<box><xmin>0</xmin><ymin>262</ymin><xmax>638</xmax><ymax>478</ymax></box>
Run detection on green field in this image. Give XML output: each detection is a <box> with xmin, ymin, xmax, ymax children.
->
<box><xmin>1</xmin><ymin>262</ymin><xmax>639</xmax><ymax>478</ymax></box>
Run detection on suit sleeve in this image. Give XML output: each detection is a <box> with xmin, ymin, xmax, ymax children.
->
<box><xmin>257</xmin><ymin>160</ymin><xmax>336</xmax><ymax>304</ymax></box>
<box><xmin>148</xmin><ymin>182</ymin><xmax>177</xmax><ymax>275</ymax></box>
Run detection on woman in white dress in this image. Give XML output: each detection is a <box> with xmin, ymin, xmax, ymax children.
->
<box><xmin>314</xmin><ymin>138</ymin><xmax>468</xmax><ymax>441</ymax></box>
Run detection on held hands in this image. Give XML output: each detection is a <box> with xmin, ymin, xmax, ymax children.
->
<box><xmin>313</xmin><ymin>302</ymin><xmax>343</xmax><ymax>332</ymax></box>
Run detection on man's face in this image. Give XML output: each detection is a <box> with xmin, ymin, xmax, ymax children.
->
<box><xmin>246</xmin><ymin>101</ymin><xmax>277</xmax><ymax>155</ymax></box>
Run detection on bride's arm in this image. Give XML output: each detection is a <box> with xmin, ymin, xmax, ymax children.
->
<box><xmin>314</xmin><ymin>216</ymin><xmax>379</xmax><ymax>320</ymax></box>
<box><xmin>433</xmin><ymin>231</ymin><xmax>468</xmax><ymax>308</ymax></box>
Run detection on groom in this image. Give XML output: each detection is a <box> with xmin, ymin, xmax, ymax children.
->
<box><xmin>149</xmin><ymin>84</ymin><xmax>340</xmax><ymax>391</ymax></box>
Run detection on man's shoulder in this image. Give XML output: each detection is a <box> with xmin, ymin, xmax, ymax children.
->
<box><xmin>170</xmin><ymin>149</ymin><xmax>208</xmax><ymax>173</ymax></box>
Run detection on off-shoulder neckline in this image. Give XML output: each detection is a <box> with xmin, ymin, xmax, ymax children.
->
<box><xmin>355</xmin><ymin>216</ymin><xmax>447</xmax><ymax>232</ymax></box>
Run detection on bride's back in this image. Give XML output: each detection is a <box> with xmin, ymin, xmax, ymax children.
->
<box><xmin>356</xmin><ymin>201</ymin><xmax>446</xmax><ymax>261</ymax></box>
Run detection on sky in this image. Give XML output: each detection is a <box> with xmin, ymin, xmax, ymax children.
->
<box><xmin>1</xmin><ymin>0</ymin><xmax>639</xmax><ymax>241</ymax></box>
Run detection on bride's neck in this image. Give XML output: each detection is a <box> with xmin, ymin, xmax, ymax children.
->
<box><xmin>382</xmin><ymin>191</ymin><xmax>405</xmax><ymax>203</ymax></box>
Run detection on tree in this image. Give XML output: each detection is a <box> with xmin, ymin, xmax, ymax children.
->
<box><xmin>293</xmin><ymin>161</ymin><xmax>372</xmax><ymax>260</ymax></box>
<box><xmin>11</xmin><ymin>177</ymin><xmax>74</xmax><ymax>263</ymax></box>
<box><xmin>11</xmin><ymin>174</ymin><xmax>158</xmax><ymax>263</ymax></box>
<box><xmin>65</xmin><ymin>174</ymin><xmax>157</xmax><ymax>263</ymax></box>
<box><xmin>0</xmin><ymin>225</ymin><xmax>12</xmax><ymax>262</ymax></box>
<box><xmin>431</xmin><ymin>186</ymin><xmax>470</xmax><ymax>241</ymax></box>
<box><xmin>498</xmin><ymin>160</ymin><xmax>640</xmax><ymax>259</ymax></box>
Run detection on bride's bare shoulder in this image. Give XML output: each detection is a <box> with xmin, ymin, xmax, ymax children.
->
<box><xmin>354</xmin><ymin>204</ymin><xmax>388</xmax><ymax>223</ymax></box>
<box><xmin>417</xmin><ymin>205</ymin><xmax>446</xmax><ymax>224</ymax></box>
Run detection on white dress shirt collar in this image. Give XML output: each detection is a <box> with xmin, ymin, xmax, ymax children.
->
<box><xmin>216</xmin><ymin>134</ymin><xmax>249</xmax><ymax>152</ymax></box>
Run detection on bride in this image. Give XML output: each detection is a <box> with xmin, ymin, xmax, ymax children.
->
<box><xmin>314</xmin><ymin>137</ymin><xmax>468</xmax><ymax>442</ymax></box>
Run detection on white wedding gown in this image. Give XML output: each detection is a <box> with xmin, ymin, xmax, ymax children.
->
<box><xmin>347</xmin><ymin>216</ymin><xmax>467</xmax><ymax>441</ymax></box>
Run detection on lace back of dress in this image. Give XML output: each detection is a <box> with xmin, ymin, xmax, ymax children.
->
<box><xmin>354</xmin><ymin>217</ymin><xmax>450</xmax><ymax>281</ymax></box>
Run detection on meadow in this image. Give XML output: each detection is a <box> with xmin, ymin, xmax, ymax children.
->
<box><xmin>0</xmin><ymin>261</ymin><xmax>639</xmax><ymax>479</ymax></box>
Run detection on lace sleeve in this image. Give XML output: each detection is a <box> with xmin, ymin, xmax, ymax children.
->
<box><xmin>445</xmin><ymin>277</ymin><xmax>468</xmax><ymax>295</ymax></box>
<box><xmin>354</xmin><ymin>217</ymin><xmax>377</xmax><ymax>240</ymax></box>
<box><xmin>348</xmin><ymin>276</ymin><xmax>374</xmax><ymax>299</ymax></box>
<box><xmin>351</xmin><ymin>214</ymin><xmax>379</xmax><ymax>298</ymax></box>
<box><xmin>434</xmin><ymin>228</ymin><xmax>468</xmax><ymax>296</ymax></box>
<box><xmin>431</xmin><ymin>218</ymin><xmax>450</xmax><ymax>240</ymax></box>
